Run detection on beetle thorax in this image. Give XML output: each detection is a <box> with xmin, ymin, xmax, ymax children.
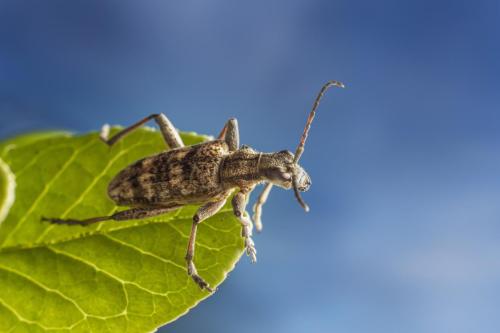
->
<box><xmin>220</xmin><ymin>148</ymin><xmax>265</xmax><ymax>188</ymax></box>
<box><xmin>220</xmin><ymin>148</ymin><xmax>297</xmax><ymax>190</ymax></box>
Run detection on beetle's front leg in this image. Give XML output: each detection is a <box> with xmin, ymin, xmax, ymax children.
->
<box><xmin>252</xmin><ymin>182</ymin><xmax>273</xmax><ymax>232</ymax></box>
<box><xmin>186</xmin><ymin>198</ymin><xmax>228</xmax><ymax>292</ymax></box>
<box><xmin>232</xmin><ymin>190</ymin><xmax>257</xmax><ymax>263</ymax></box>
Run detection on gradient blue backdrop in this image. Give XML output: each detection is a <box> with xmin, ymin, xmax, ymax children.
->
<box><xmin>1</xmin><ymin>1</ymin><xmax>499</xmax><ymax>332</ymax></box>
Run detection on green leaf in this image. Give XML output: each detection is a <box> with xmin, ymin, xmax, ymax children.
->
<box><xmin>0</xmin><ymin>128</ymin><xmax>244</xmax><ymax>332</ymax></box>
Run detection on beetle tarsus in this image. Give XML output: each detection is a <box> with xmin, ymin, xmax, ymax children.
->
<box><xmin>41</xmin><ymin>216</ymin><xmax>98</xmax><ymax>226</ymax></box>
<box><xmin>241</xmin><ymin>221</ymin><xmax>257</xmax><ymax>263</ymax></box>
<box><xmin>245</xmin><ymin>237</ymin><xmax>257</xmax><ymax>263</ymax></box>
<box><xmin>187</xmin><ymin>260</ymin><xmax>214</xmax><ymax>292</ymax></box>
<box><xmin>191</xmin><ymin>274</ymin><xmax>214</xmax><ymax>293</ymax></box>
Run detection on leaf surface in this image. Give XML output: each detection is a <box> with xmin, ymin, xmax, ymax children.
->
<box><xmin>0</xmin><ymin>129</ymin><xmax>244</xmax><ymax>332</ymax></box>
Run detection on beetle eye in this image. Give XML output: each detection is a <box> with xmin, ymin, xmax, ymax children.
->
<box><xmin>279</xmin><ymin>150</ymin><xmax>292</xmax><ymax>155</ymax></box>
<box><xmin>265</xmin><ymin>168</ymin><xmax>292</xmax><ymax>184</ymax></box>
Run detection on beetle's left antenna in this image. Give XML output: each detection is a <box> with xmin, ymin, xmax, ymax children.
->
<box><xmin>292</xmin><ymin>80</ymin><xmax>345</xmax><ymax>212</ymax></box>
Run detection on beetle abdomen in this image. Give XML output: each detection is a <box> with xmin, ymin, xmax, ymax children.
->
<box><xmin>108</xmin><ymin>140</ymin><xmax>229</xmax><ymax>206</ymax></box>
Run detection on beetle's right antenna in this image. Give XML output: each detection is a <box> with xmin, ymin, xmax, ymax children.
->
<box><xmin>292</xmin><ymin>80</ymin><xmax>345</xmax><ymax>212</ymax></box>
<box><xmin>293</xmin><ymin>80</ymin><xmax>345</xmax><ymax>164</ymax></box>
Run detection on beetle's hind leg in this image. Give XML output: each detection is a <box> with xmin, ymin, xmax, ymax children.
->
<box><xmin>42</xmin><ymin>215</ymin><xmax>110</xmax><ymax>226</ymax></box>
<box><xmin>217</xmin><ymin>118</ymin><xmax>239</xmax><ymax>151</ymax></box>
<box><xmin>42</xmin><ymin>206</ymin><xmax>181</xmax><ymax>226</ymax></box>
<box><xmin>100</xmin><ymin>113</ymin><xmax>184</xmax><ymax>149</ymax></box>
<box><xmin>186</xmin><ymin>198</ymin><xmax>228</xmax><ymax>292</ymax></box>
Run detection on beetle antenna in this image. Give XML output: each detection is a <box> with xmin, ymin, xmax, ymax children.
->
<box><xmin>293</xmin><ymin>80</ymin><xmax>345</xmax><ymax>164</ymax></box>
<box><xmin>293</xmin><ymin>176</ymin><xmax>310</xmax><ymax>212</ymax></box>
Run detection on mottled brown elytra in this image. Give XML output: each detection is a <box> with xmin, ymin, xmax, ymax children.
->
<box><xmin>43</xmin><ymin>81</ymin><xmax>344</xmax><ymax>292</ymax></box>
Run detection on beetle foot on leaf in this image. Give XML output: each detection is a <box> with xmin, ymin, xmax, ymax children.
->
<box><xmin>191</xmin><ymin>274</ymin><xmax>214</xmax><ymax>293</ymax></box>
<box><xmin>42</xmin><ymin>216</ymin><xmax>90</xmax><ymax>226</ymax></box>
<box><xmin>187</xmin><ymin>261</ymin><xmax>214</xmax><ymax>292</ymax></box>
<box><xmin>240</xmin><ymin>218</ymin><xmax>257</xmax><ymax>263</ymax></box>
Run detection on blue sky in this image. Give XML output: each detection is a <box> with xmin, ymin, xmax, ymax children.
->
<box><xmin>1</xmin><ymin>1</ymin><xmax>500</xmax><ymax>332</ymax></box>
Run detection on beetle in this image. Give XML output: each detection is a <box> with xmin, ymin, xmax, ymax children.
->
<box><xmin>43</xmin><ymin>81</ymin><xmax>344</xmax><ymax>292</ymax></box>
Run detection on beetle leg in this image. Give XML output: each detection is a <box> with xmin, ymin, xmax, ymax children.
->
<box><xmin>42</xmin><ymin>206</ymin><xmax>182</xmax><ymax>226</ymax></box>
<box><xmin>100</xmin><ymin>113</ymin><xmax>184</xmax><ymax>149</ymax></box>
<box><xmin>232</xmin><ymin>190</ymin><xmax>257</xmax><ymax>263</ymax></box>
<box><xmin>186</xmin><ymin>198</ymin><xmax>228</xmax><ymax>292</ymax></box>
<box><xmin>252</xmin><ymin>182</ymin><xmax>273</xmax><ymax>233</ymax></box>
<box><xmin>217</xmin><ymin>118</ymin><xmax>239</xmax><ymax>151</ymax></box>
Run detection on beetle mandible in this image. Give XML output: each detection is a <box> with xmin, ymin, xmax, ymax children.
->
<box><xmin>43</xmin><ymin>81</ymin><xmax>345</xmax><ymax>292</ymax></box>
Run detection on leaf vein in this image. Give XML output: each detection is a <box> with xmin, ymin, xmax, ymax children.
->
<box><xmin>0</xmin><ymin>264</ymin><xmax>87</xmax><ymax>320</ymax></box>
<box><xmin>47</xmin><ymin>245</ymin><xmax>179</xmax><ymax>299</ymax></box>
<box><xmin>103</xmin><ymin>234</ymin><xmax>186</xmax><ymax>271</ymax></box>
<box><xmin>166</xmin><ymin>222</ymin><xmax>236</xmax><ymax>252</ymax></box>
<box><xmin>1</xmin><ymin>139</ymin><xmax>96</xmax><ymax>247</ymax></box>
<box><xmin>35</xmin><ymin>139</ymin><xmax>149</xmax><ymax>242</ymax></box>
<box><xmin>0</xmin><ymin>295</ymin><xmax>56</xmax><ymax>330</ymax></box>
<box><xmin>12</xmin><ymin>140</ymin><xmax>76</xmax><ymax>178</ymax></box>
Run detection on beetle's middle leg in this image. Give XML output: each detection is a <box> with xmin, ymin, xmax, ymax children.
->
<box><xmin>42</xmin><ymin>206</ymin><xmax>182</xmax><ymax>226</ymax></box>
<box><xmin>232</xmin><ymin>190</ymin><xmax>257</xmax><ymax>263</ymax></box>
<box><xmin>100</xmin><ymin>113</ymin><xmax>184</xmax><ymax>149</ymax></box>
<box><xmin>186</xmin><ymin>198</ymin><xmax>228</xmax><ymax>292</ymax></box>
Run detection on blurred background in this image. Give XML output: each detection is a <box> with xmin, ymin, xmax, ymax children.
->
<box><xmin>1</xmin><ymin>1</ymin><xmax>499</xmax><ymax>332</ymax></box>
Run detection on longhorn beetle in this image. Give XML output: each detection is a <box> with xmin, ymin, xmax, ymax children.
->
<box><xmin>43</xmin><ymin>81</ymin><xmax>344</xmax><ymax>292</ymax></box>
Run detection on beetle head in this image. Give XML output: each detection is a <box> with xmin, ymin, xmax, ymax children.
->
<box><xmin>264</xmin><ymin>150</ymin><xmax>311</xmax><ymax>194</ymax></box>
<box><xmin>293</xmin><ymin>164</ymin><xmax>311</xmax><ymax>192</ymax></box>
